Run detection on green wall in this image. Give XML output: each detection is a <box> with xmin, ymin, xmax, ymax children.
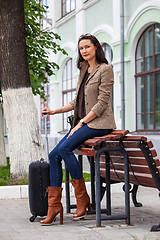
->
<box><xmin>126</xmin><ymin>0</ymin><xmax>149</xmax><ymax>24</ymax></box>
<box><xmin>96</xmin><ymin>32</ymin><xmax>112</xmax><ymax>45</ymax></box>
<box><xmin>85</xmin><ymin>0</ymin><xmax>113</xmax><ymax>32</ymax></box>
<box><xmin>127</xmin><ymin>9</ymin><xmax>160</xmax><ymax>57</ymax></box>
<box><xmin>57</xmin><ymin>17</ymin><xmax>76</xmax><ymax>45</ymax></box>
<box><xmin>124</xmin><ymin>8</ymin><xmax>160</xmax><ymax>129</ymax></box>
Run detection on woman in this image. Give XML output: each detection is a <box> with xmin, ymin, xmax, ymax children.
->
<box><xmin>41</xmin><ymin>34</ymin><xmax>116</xmax><ymax>225</ymax></box>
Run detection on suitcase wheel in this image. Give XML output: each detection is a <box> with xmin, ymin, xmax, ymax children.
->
<box><xmin>30</xmin><ymin>215</ymin><xmax>37</xmax><ymax>222</ymax></box>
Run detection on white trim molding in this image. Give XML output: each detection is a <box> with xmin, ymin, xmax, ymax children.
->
<box><xmin>92</xmin><ymin>24</ymin><xmax>113</xmax><ymax>38</ymax></box>
<box><xmin>125</xmin><ymin>0</ymin><xmax>160</xmax><ymax>42</ymax></box>
<box><xmin>61</xmin><ymin>42</ymin><xmax>76</xmax><ymax>52</ymax></box>
<box><xmin>57</xmin><ymin>42</ymin><xmax>76</xmax><ymax>65</ymax></box>
<box><xmin>83</xmin><ymin>0</ymin><xmax>100</xmax><ymax>9</ymax></box>
<box><xmin>55</xmin><ymin>10</ymin><xmax>76</xmax><ymax>28</ymax></box>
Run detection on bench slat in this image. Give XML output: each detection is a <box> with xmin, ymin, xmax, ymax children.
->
<box><xmin>108</xmin><ymin>149</ymin><xmax>157</xmax><ymax>158</ymax></box>
<box><xmin>83</xmin><ymin>134</ymin><xmax>125</xmax><ymax>146</ymax></box>
<box><xmin>82</xmin><ymin>130</ymin><xmax>129</xmax><ymax>146</ymax></box>
<box><xmin>123</xmin><ymin>136</ymin><xmax>148</xmax><ymax>141</ymax></box>
<box><xmin>111</xmin><ymin>130</ymin><xmax>130</xmax><ymax>135</ymax></box>
<box><xmin>104</xmin><ymin>140</ymin><xmax>153</xmax><ymax>149</ymax></box>
<box><xmin>123</xmin><ymin>140</ymin><xmax>153</xmax><ymax>148</ymax></box>
<box><xmin>73</xmin><ymin>148</ymin><xmax>96</xmax><ymax>156</ymax></box>
<box><xmin>100</xmin><ymin>155</ymin><xmax>160</xmax><ymax>167</ymax></box>
<box><xmin>100</xmin><ymin>169</ymin><xmax>158</xmax><ymax>188</ymax></box>
<box><xmin>100</xmin><ymin>162</ymin><xmax>152</xmax><ymax>174</ymax></box>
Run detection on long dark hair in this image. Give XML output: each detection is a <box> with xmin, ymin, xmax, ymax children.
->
<box><xmin>77</xmin><ymin>34</ymin><xmax>108</xmax><ymax>69</ymax></box>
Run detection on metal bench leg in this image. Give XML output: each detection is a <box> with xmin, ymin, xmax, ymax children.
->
<box><xmin>65</xmin><ymin>155</ymin><xmax>83</xmax><ymax>213</ymax></box>
<box><xmin>151</xmin><ymin>224</ymin><xmax>160</xmax><ymax>232</ymax></box>
<box><xmin>88</xmin><ymin>156</ymin><xmax>96</xmax><ymax>210</ymax></box>
<box><xmin>132</xmin><ymin>184</ymin><xmax>142</xmax><ymax>207</ymax></box>
<box><xmin>105</xmin><ymin>152</ymin><xmax>111</xmax><ymax>215</ymax></box>
<box><xmin>151</xmin><ymin>192</ymin><xmax>160</xmax><ymax>231</ymax></box>
<box><xmin>124</xmin><ymin>151</ymin><xmax>130</xmax><ymax>225</ymax></box>
<box><xmin>78</xmin><ymin>155</ymin><xmax>83</xmax><ymax>175</ymax></box>
<box><xmin>95</xmin><ymin>153</ymin><xmax>101</xmax><ymax>227</ymax></box>
<box><xmin>65</xmin><ymin>166</ymin><xmax>70</xmax><ymax>213</ymax></box>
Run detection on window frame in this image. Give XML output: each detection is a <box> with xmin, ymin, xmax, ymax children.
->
<box><xmin>135</xmin><ymin>23</ymin><xmax>160</xmax><ymax>132</ymax></box>
<box><xmin>61</xmin><ymin>58</ymin><xmax>76</xmax><ymax>132</ymax></box>
<box><xmin>61</xmin><ymin>0</ymin><xmax>76</xmax><ymax>18</ymax></box>
<box><xmin>40</xmin><ymin>82</ymin><xmax>50</xmax><ymax>134</ymax></box>
<box><xmin>102</xmin><ymin>43</ymin><xmax>114</xmax><ymax>110</ymax></box>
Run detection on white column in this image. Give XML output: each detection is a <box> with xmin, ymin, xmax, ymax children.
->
<box><xmin>112</xmin><ymin>63</ymin><xmax>121</xmax><ymax>129</ymax></box>
<box><xmin>46</xmin><ymin>1</ymin><xmax>60</xmax><ymax>140</ymax></box>
<box><xmin>112</xmin><ymin>0</ymin><xmax>120</xmax><ymax>43</ymax></box>
<box><xmin>50</xmin><ymin>0</ymin><xmax>61</xmax><ymax>25</ymax></box>
<box><xmin>76</xmin><ymin>0</ymin><xmax>86</xmax><ymax>41</ymax></box>
<box><xmin>112</xmin><ymin>0</ymin><xmax>122</xmax><ymax>129</ymax></box>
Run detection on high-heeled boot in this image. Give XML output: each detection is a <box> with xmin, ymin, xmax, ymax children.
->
<box><xmin>40</xmin><ymin>186</ymin><xmax>63</xmax><ymax>225</ymax></box>
<box><xmin>71</xmin><ymin>178</ymin><xmax>91</xmax><ymax>219</ymax></box>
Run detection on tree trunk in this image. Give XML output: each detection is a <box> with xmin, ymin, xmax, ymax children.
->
<box><xmin>0</xmin><ymin>102</ymin><xmax>7</xmax><ymax>166</ymax></box>
<box><xmin>0</xmin><ymin>0</ymin><xmax>44</xmax><ymax>178</ymax></box>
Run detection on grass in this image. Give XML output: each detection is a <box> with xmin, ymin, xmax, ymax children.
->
<box><xmin>62</xmin><ymin>171</ymin><xmax>91</xmax><ymax>183</ymax></box>
<box><xmin>0</xmin><ymin>158</ymin><xmax>91</xmax><ymax>186</ymax></box>
<box><xmin>0</xmin><ymin>158</ymin><xmax>28</xmax><ymax>186</ymax></box>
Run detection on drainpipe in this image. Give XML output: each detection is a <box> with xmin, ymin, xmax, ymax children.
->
<box><xmin>120</xmin><ymin>0</ymin><xmax>125</xmax><ymax>129</ymax></box>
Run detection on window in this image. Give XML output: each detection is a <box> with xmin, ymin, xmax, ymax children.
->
<box><xmin>102</xmin><ymin>43</ymin><xmax>114</xmax><ymax>109</ymax></box>
<box><xmin>39</xmin><ymin>0</ymin><xmax>52</xmax><ymax>28</ymax></box>
<box><xmin>42</xmin><ymin>0</ymin><xmax>50</xmax><ymax>19</ymax></box>
<box><xmin>61</xmin><ymin>0</ymin><xmax>76</xmax><ymax>17</ymax></box>
<box><xmin>41</xmin><ymin>83</ymin><xmax>50</xmax><ymax>134</ymax></box>
<box><xmin>135</xmin><ymin>23</ymin><xmax>160</xmax><ymax>131</ymax></box>
<box><xmin>62</xmin><ymin>59</ymin><xmax>77</xmax><ymax>131</ymax></box>
<box><xmin>39</xmin><ymin>0</ymin><xmax>50</xmax><ymax>19</ymax></box>
<box><xmin>102</xmin><ymin>43</ymin><xmax>113</xmax><ymax>66</ymax></box>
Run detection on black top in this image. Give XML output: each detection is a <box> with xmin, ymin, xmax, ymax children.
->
<box><xmin>77</xmin><ymin>70</ymin><xmax>90</xmax><ymax>122</ymax></box>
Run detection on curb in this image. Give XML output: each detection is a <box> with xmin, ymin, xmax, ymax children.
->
<box><xmin>0</xmin><ymin>185</ymin><xmax>28</xmax><ymax>199</ymax></box>
<box><xmin>0</xmin><ymin>182</ymin><xmax>123</xmax><ymax>199</ymax></box>
<box><xmin>0</xmin><ymin>182</ymin><xmax>91</xmax><ymax>200</ymax></box>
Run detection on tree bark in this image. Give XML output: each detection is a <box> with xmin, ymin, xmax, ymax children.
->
<box><xmin>0</xmin><ymin>102</ymin><xmax>7</xmax><ymax>166</ymax></box>
<box><xmin>0</xmin><ymin>0</ymin><xmax>44</xmax><ymax>178</ymax></box>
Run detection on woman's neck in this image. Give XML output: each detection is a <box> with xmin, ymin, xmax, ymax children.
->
<box><xmin>88</xmin><ymin>59</ymin><xmax>96</xmax><ymax>73</ymax></box>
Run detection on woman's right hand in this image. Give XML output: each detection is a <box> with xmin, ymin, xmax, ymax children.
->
<box><xmin>41</xmin><ymin>106</ymin><xmax>53</xmax><ymax>116</ymax></box>
<box><xmin>41</xmin><ymin>103</ymin><xmax>73</xmax><ymax>117</ymax></box>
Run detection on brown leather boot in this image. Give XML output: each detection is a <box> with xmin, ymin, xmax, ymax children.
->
<box><xmin>71</xmin><ymin>178</ymin><xmax>91</xmax><ymax>219</ymax></box>
<box><xmin>40</xmin><ymin>187</ymin><xmax>63</xmax><ymax>225</ymax></box>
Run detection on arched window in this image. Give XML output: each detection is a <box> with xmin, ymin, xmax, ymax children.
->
<box><xmin>62</xmin><ymin>58</ymin><xmax>77</xmax><ymax>131</ymax></box>
<box><xmin>102</xmin><ymin>43</ymin><xmax>113</xmax><ymax>66</ymax></box>
<box><xmin>135</xmin><ymin>23</ymin><xmax>160</xmax><ymax>131</ymax></box>
<box><xmin>102</xmin><ymin>43</ymin><xmax>114</xmax><ymax>109</ymax></box>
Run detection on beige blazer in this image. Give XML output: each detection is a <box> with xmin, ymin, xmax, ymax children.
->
<box><xmin>69</xmin><ymin>61</ymin><xmax>116</xmax><ymax>129</ymax></box>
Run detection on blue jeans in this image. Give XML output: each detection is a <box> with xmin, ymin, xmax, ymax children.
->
<box><xmin>49</xmin><ymin>125</ymin><xmax>112</xmax><ymax>187</ymax></box>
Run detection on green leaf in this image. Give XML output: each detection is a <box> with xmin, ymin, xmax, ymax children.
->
<box><xmin>24</xmin><ymin>0</ymin><xmax>68</xmax><ymax>100</ymax></box>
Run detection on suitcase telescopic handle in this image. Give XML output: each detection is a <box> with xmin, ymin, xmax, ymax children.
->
<box><xmin>44</xmin><ymin>113</ymin><xmax>49</xmax><ymax>163</ymax></box>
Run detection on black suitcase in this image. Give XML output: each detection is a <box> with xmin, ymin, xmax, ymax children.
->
<box><xmin>29</xmin><ymin>114</ymin><xmax>50</xmax><ymax>222</ymax></box>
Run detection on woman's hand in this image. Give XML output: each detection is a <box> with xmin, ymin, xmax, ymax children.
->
<box><xmin>67</xmin><ymin>122</ymin><xmax>83</xmax><ymax>138</ymax></box>
<box><xmin>41</xmin><ymin>106</ymin><xmax>54</xmax><ymax>116</ymax></box>
<box><xmin>41</xmin><ymin>104</ymin><xmax>74</xmax><ymax>117</ymax></box>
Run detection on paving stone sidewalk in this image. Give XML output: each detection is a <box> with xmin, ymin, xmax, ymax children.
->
<box><xmin>0</xmin><ymin>185</ymin><xmax>160</xmax><ymax>240</ymax></box>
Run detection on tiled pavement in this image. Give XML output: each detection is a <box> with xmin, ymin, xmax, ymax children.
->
<box><xmin>0</xmin><ymin>185</ymin><xmax>160</xmax><ymax>240</ymax></box>
<box><xmin>1</xmin><ymin>134</ymin><xmax>160</xmax><ymax>239</ymax></box>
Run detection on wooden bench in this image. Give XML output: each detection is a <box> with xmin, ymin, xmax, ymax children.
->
<box><xmin>65</xmin><ymin>130</ymin><xmax>160</xmax><ymax>229</ymax></box>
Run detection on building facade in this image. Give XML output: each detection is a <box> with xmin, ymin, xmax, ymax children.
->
<box><xmin>41</xmin><ymin>0</ymin><xmax>160</xmax><ymax>144</ymax></box>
